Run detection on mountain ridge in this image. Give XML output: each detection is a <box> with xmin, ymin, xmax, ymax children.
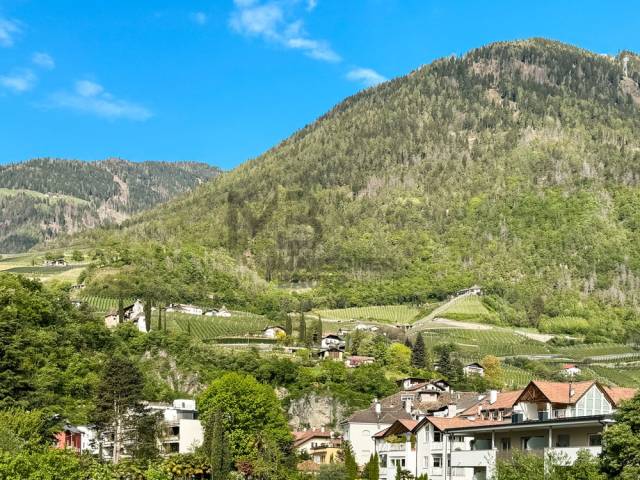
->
<box><xmin>0</xmin><ymin>157</ymin><xmax>220</xmax><ymax>252</ymax></box>
<box><xmin>61</xmin><ymin>39</ymin><xmax>640</xmax><ymax>331</ymax></box>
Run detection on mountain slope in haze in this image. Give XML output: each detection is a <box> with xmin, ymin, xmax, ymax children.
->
<box><xmin>75</xmin><ymin>39</ymin><xmax>640</xmax><ymax>327</ymax></box>
<box><xmin>0</xmin><ymin>158</ymin><xmax>220</xmax><ymax>252</ymax></box>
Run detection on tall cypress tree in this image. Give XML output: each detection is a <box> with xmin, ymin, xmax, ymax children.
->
<box><xmin>204</xmin><ymin>411</ymin><xmax>230</xmax><ymax>480</ymax></box>
<box><xmin>117</xmin><ymin>297</ymin><xmax>124</xmax><ymax>324</ymax></box>
<box><xmin>285</xmin><ymin>314</ymin><xmax>292</xmax><ymax>336</ymax></box>
<box><xmin>343</xmin><ymin>441</ymin><xmax>358</xmax><ymax>480</ymax></box>
<box><xmin>411</xmin><ymin>333</ymin><xmax>426</xmax><ymax>368</ymax></box>
<box><xmin>298</xmin><ymin>312</ymin><xmax>306</xmax><ymax>344</ymax></box>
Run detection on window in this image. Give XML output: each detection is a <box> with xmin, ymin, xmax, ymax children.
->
<box><xmin>401</xmin><ymin>395</ymin><xmax>415</xmax><ymax>401</ymax></box>
<box><xmin>379</xmin><ymin>454</ymin><xmax>387</xmax><ymax>468</ymax></box>
<box><xmin>500</xmin><ymin>438</ymin><xmax>511</xmax><ymax>451</ymax></box>
<box><xmin>454</xmin><ymin>435</ymin><xmax>464</xmax><ymax>442</ymax></box>
<box><xmin>589</xmin><ymin>434</ymin><xmax>602</xmax><ymax>447</ymax></box>
<box><xmin>433</xmin><ymin>431</ymin><xmax>442</xmax><ymax>442</ymax></box>
<box><xmin>432</xmin><ymin>455</ymin><xmax>442</xmax><ymax>468</ymax></box>
<box><xmin>556</xmin><ymin>435</ymin><xmax>570</xmax><ymax>448</ymax></box>
<box><xmin>391</xmin><ymin>458</ymin><xmax>406</xmax><ymax>467</ymax></box>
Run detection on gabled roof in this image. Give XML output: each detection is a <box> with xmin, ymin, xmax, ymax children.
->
<box><xmin>375</xmin><ymin>419</ymin><xmax>419</xmax><ymax>439</ymax></box>
<box><xmin>292</xmin><ymin>429</ymin><xmax>332</xmax><ymax>447</ymax></box>
<box><xmin>461</xmin><ymin>390</ymin><xmax>523</xmax><ymax>415</ymax></box>
<box><xmin>464</xmin><ymin>363</ymin><xmax>484</xmax><ymax>369</ymax></box>
<box><xmin>415</xmin><ymin>391</ymin><xmax>480</xmax><ymax>414</ymax></box>
<box><xmin>345</xmin><ymin>407</ymin><xmax>413</xmax><ymax>425</ymax></box>
<box><xmin>562</xmin><ymin>364</ymin><xmax>579</xmax><ymax>369</ymax></box>
<box><xmin>515</xmin><ymin>381</ymin><xmax>612</xmax><ymax>406</ymax></box>
<box><xmin>604</xmin><ymin>386</ymin><xmax>637</xmax><ymax>406</ymax></box>
<box><xmin>416</xmin><ymin>416</ymin><xmax>509</xmax><ymax>432</ymax></box>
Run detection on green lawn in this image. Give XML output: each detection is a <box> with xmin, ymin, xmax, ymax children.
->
<box><xmin>314</xmin><ymin>304</ymin><xmax>422</xmax><ymax>324</ymax></box>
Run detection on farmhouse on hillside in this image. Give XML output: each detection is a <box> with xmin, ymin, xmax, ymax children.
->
<box><xmin>166</xmin><ymin>303</ymin><xmax>204</xmax><ymax>315</ymax></box>
<box><xmin>104</xmin><ymin>300</ymin><xmax>146</xmax><ymax>332</ymax></box>
<box><xmin>263</xmin><ymin>325</ymin><xmax>287</xmax><ymax>338</ymax></box>
<box><xmin>561</xmin><ymin>364</ymin><xmax>582</xmax><ymax>376</ymax></box>
<box><xmin>462</xmin><ymin>362</ymin><xmax>485</xmax><ymax>377</ymax></box>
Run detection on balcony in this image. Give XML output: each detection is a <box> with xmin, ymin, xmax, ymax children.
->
<box><xmin>378</xmin><ymin>442</ymin><xmax>409</xmax><ymax>452</ymax></box>
<box><xmin>450</xmin><ymin>449</ymin><xmax>496</xmax><ymax>468</ymax></box>
<box><xmin>545</xmin><ymin>446</ymin><xmax>602</xmax><ymax>463</ymax></box>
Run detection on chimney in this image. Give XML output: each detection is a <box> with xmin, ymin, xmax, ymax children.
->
<box><xmin>569</xmin><ymin>382</ymin><xmax>575</xmax><ymax>399</ymax></box>
<box><xmin>374</xmin><ymin>399</ymin><xmax>382</xmax><ymax>415</ymax></box>
<box><xmin>489</xmin><ymin>390</ymin><xmax>498</xmax><ymax>404</ymax></box>
<box><xmin>320</xmin><ymin>426</ymin><xmax>325</xmax><ymax>432</ymax></box>
<box><xmin>447</xmin><ymin>403</ymin><xmax>457</xmax><ymax>418</ymax></box>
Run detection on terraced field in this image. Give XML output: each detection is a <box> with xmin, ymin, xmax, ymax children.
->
<box><xmin>314</xmin><ymin>304</ymin><xmax>422</xmax><ymax>324</ymax></box>
<box><xmin>554</xmin><ymin>343</ymin><xmax>637</xmax><ymax>361</ymax></box>
<box><xmin>502</xmin><ymin>365</ymin><xmax>537</xmax><ymax>388</ymax></box>
<box><xmin>81</xmin><ymin>296</ymin><xmax>136</xmax><ymax>314</ymax></box>
<box><xmin>420</xmin><ymin>329</ymin><xmax>551</xmax><ymax>358</ymax></box>
<box><xmin>164</xmin><ymin>311</ymin><xmax>270</xmax><ymax>340</ymax></box>
<box><xmin>589</xmin><ymin>366</ymin><xmax>640</xmax><ymax>387</ymax></box>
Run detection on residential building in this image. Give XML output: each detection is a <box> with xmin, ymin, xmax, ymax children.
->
<box><xmin>321</xmin><ymin>334</ymin><xmax>345</xmax><ymax>350</ymax></box>
<box><xmin>463</xmin><ymin>363</ymin><xmax>485</xmax><ymax>377</ymax></box>
<box><xmin>561</xmin><ymin>364</ymin><xmax>582</xmax><ymax>377</ymax></box>
<box><xmin>460</xmin><ymin>390</ymin><xmax>522</xmax><ymax>421</ymax></box>
<box><xmin>84</xmin><ymin>399</ymin><xmax>203</xmax><ymax>460</ymax></box>
<box><xmin>343</xmin><ymin>399</ymin><xmax>413</xmax><ymax>466</ymax></box>
<box><xmin>293</xmin><ymin>429</ymin><xmax>342</xmax><ymax>465</ymax></box>
<box><xmin>343</xmin><ymin>379</ymin><xmax>464</xmax><ymax>466</ymax></box>
<box><xmin>166</xmin><ymin>303</ymin><xmax>203</xmax><ymax>315</ymax></box>
<box><xmin>448</xmin><ymin>381</ymin><xmax>636</xmax><ymax>479</ymax></box>
<box><xmin>55</xmin><ymin>425</ymin><xmax>83</xmax><ymax>453</ymax></box>
<box><xmin>319</xmin><ymin>346</ymin><xmax>345</xmax><ymax>361</ymax></box>
<box><xmin>263</xmin><ymin>325</ymin><xmax>287</xmax><ymax>338</ymax></box>
<box><xmin>104</xmin><ymin>299</ymin><xmax>145</xmax><ymax>331</ymax></box>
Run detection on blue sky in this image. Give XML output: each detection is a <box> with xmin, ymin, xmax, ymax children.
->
<box><xmin>1</xmin><ymin>0</ymin><xmax>639</xmax><ymax>169</ymax></box>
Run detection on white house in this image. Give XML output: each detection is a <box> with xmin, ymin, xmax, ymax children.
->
<box><xmin>263</xmin><ymin>326</ymin><xmax>287</xmax><ymax>338</ymax></box>
<box><xmin>321</xmin><ymin>334</ymin><xmax>345</xmax><ymax>349</ymax></box>
<box><xmin>82</xmin><ymin>398</ymin><xmax>203</xmax><ymax>460</ymax></box>
<box><xmin>104</xmin><ymin>300</ymin><xmax>146</xmax><ymax>332</ymax></box>
<box><xmin>166</xmin><ymin>304</ymin><xmax>204</xmax><ymax>316</ymax></box>
<box><xmin>215</xmin><ymin>306</ymin><xmax>232</xmax><ymax>317</ymax></box>
<box><xmin>561</xmin><ymin>364</ymin><xmax>582</xmax><ymax>377</ymax></box>
<box><xmin>448</xmin><ymin>381</ymin><xmax>636</xmax><ymax>479</ymax></box>
<box><xmin>463</xmin><ymin>363</ymin><xmax>485</xmax><ymax>377</ymax></box>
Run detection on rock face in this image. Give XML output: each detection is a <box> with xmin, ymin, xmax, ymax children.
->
<box><xmin>288</xmin><ymin>393</ymin><xmax>349</xmax><ymax>430</ymax></box>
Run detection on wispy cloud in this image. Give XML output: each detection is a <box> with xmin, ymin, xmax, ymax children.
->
<box><xmin>346</xmin><ymin>67</ymin><xmax>387</xmax><ymax>87</ymax></box>
<box><xmin>190</xmin><ymin>11</ymin><xmax>208</xmax><ymax>25</ymax></box>
<box><xmin>32</xmin><ymin>52</ymin><xmax>55</xmax><ymax>69</ymax></box>
<box><xmin>306</xmin><ymin>0</ymin><xmax>318</xmax><ymax>11</ymax></box>
<box><xmin>0</xmin><ymin>69</ymin><xmax>36</xmax><ymax>92</ymax></box>
<box><xmin>0</xmin><ymin>17</ymin><xmax>21</xmax><ymax>47</ymax></box>
<box><xmin>230</xmin><ymin>0</ymin><xmax>340</xmax><ymax>63</ymax></box>
<box><xmin>48</xmin><ymin>80</ymin><xmax>152</xmax><ymax>121</ymax></box>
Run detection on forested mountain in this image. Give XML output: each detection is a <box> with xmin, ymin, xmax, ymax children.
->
<box><xmin>0</xmin><ymin>158</ymin><xmax>220</xmax><ymax>252</ymax></box>
<box><xmin>71</xmin><ymin>39</ymin><xmax>640</xmax><ymax>330</ymax></box>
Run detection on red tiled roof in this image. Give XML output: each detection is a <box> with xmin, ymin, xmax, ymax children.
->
<box><xmin>461</xmin><ymin>390</ymin><xmax>522</xmax><ymax>415</ymax></box>
<box><xmin>604</xmin><ymin>387</ymin><xmax>637</xmax><ymax>406</ymax></box>
<box><xmin>562</xmin><ymin>364</ymin><xmax>578</xmax><ymax>369</ymax></box>
<box><xmin>527</xmin><ymin>380</ymin><xmax>595</xmax><ymax>405</ymax></box>
<box><xmin>425</xmin><ymin>416</ymin><xmax>509</xmax><ymax>432</ymax></box>
<box><xmin>292</xmin><ymin>430</ymin><xmax>332</xmax><ymax>447</ymax></box>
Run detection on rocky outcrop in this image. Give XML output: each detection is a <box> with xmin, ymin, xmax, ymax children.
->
<box><xmin>288</xmin><ymin>393</ymin><xmax>349</xmax><ymax>430</ymax></box>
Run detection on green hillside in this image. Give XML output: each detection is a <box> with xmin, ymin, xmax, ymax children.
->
<box><xmin>0</xmin><ymin>158</ymin><xmax>220</xmax><ymax>252</ymax></box>
<box><xmin>63</xmin><ymin>39</ymin><xmax>640</xmax><ymax>340</ymax></box>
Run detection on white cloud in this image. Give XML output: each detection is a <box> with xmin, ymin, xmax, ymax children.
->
<box><xmin>346</xmin><ymin>67</ymin><xmax>387</xmax><ymax>87</ymax></box>
<box><xmin>32</xmin><ymin>52</ymin><xmax>55</xmax><ymax>69</ymax></box>
<box><xmin>0</xmin><ymin>69</ymin><xmax>36</xmax><ymax>92</ymax></box>
<box><xmin>0</xmin><ymin>17</ymin><xmax>21</xmax><ymax>47</ymax></box>
<box><xmin>230</xmin><ymin>0</ymin><xmax>340</xmax><ymax>63</ymax></box>
<box><xmin>190</xmin><ymin>11</ymin><xmax>208</xmax><ymax>25</ymax></box>
<box><xmin>48</xmin><ymin>80</ymin><xmax>152</xmax><ymax>121</ymax></box>
<box><xmin>306</xmin><ymin>0</ymin><xmax>318</xmax><ymax>11</ymax></box>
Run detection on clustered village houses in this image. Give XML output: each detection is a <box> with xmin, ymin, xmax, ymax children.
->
<box><xmin>56</xmin><ymin>360</ymin><xmax>635</xmax><ymax>480</ymax></box>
